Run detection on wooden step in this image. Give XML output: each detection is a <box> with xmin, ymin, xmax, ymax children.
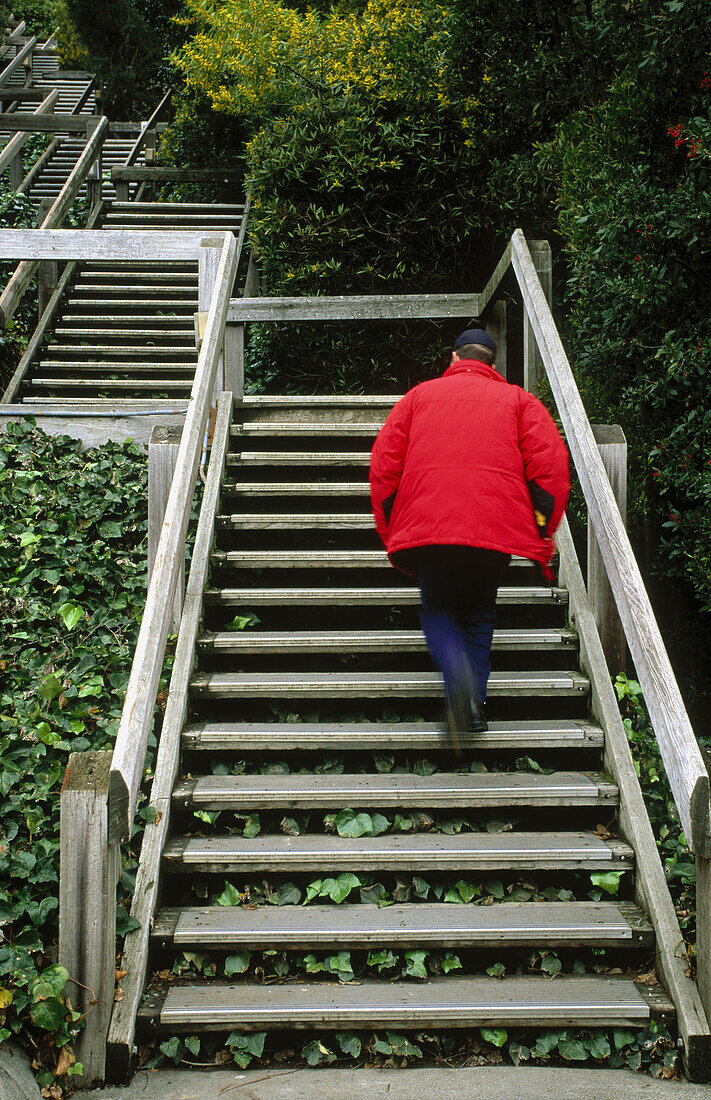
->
<box><xmin>162</xmin><ymin>832</ymin><xmax>634</xmax><ymax>874</ymax></box>
<box><xmin>229</xmin><ymin>451</ymin><xmax>372</xmax><ymax>466</ymax></box>
<box><xmin>31</xmin><ymin>378</ymin><xmax>193</xmax><ymax>391</ymax></box>
<box><xmin>189</xmin><ymin>669</ymin><xmax>590</xmax><ymax>699</ymax></box>
<box><xmin>138</xmin><ymin>975</ymin><xmax>670</xmax><ymax>1031</ymax></box>
<box><xmin>234</xmin><ymin>422</ymin><xmax>384</xmax><ymax>437</ymax></box>
<box><xmin>223</xmin><ymin>482</ymin><xmax>371</xmax><ymax>496</ymax></box>
<box><xmin>172</xmin><ymin>771</ymin><xmax>617</xmax><ymax>811</ymax></box>
<box><xmin>182</xmin><ymin>718</ymin><xmax>604</xmax><ymax>752</ymax></box>
<box><xmin>152</xmin><ymin>901</ymin><xmax>653</xmax><ymax>950</ymax></box>
<box><xmin>218</xmin><ymin>513</ymin><xmax>377</xmax><ymax>529</ymax></box>
<box><xmin>198</xmin><ymin>627</ymin><xmax>575</xmax><ymax>653</ymax></box>
<box><xmin>205</xmin><ymin>585</ymin><xmax>568</xmax><ymax>607</ymax></box>
<box><xmin>209</xmin><ymin>550</ymin><xmax>534</xmax><ymax>568</ymax></box>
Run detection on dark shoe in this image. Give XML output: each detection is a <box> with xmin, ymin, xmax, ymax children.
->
<box><xmin>469</xmin><ymin>697</ymin><xmax>488</xmax><ymax>733</ymax></box>
<box><xmin>445</xmin><ymin>688</ymin><xmax>470</xmax><ymax>755</ymax></box>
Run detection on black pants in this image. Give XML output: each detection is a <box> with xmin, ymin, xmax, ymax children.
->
<box><xmin>398</xmin><ymin>546</ymin><xmax>511</xmax><ymax>705</ymax></box>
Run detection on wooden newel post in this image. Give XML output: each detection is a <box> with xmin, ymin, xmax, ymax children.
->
<box><xmin>148</xmin><ymin>426</ymin><xmax>184</xmax><ymax>634</ymax></box>
<box><xmin>587</xmin><ymin>424</ymin><xmax>627</xmax><ymax>677</ymax></box>
<box><xmin>524</xmin><ymin>239</ymin><xmax>552</xmax><ymax>395</ymax></box>
<box><xmin>36</xmin><ymin>198</ymin><xmax>58</xmax><ymax>318</ymax></box>
<box><xmin>59</xmin><ymin>751</ymin><xmax>119</xmax><ymax>1088</ymax></box>
<box><xmin>485</xmin><ymin>299</ymin><xmax>507</xmax><ymax>381</ymax></box>
<box><xmin>199</xmin><ymin>238</ymin><xmax>225</xmax><ymax>399</ymax></box>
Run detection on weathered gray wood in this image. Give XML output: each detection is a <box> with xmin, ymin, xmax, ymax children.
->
<box><xmin>0</xmin><ymin>111</ymin><xmax>97</xmax><ymax>131</ymax></box>
<box><xmin>1</xmin><ymin>203</ymin><xmax>105</xmax><ymax>405</ymax></box>
<box><xmin>224</xmin><ymin>323</ymin><xmax>243</xmax><ymax>398</ymax></box>
<box><xmin>183</xmin><ymin>718</ymin><xmax>604</xmax><ymax>753</ymax></box>
<box><xmin>228</xmin><ymin>293</ymin><xmax>480</xmax><ymax>322</ymax></box>
<box><xmin>109</xmin><ymin>233</ymin><xmax>238</xmax><ymax>845</ymax></box>
<box><xmin>0</xmin><ymin>227</ymin><xmax>227</xmax><ymax>261</ymax></box>
<box><xmin>0</xmin><ymin>88</ymin><xmax>58</xmax><ymax>176</ymax></box>
<box><xmin>107</xmin><ymin>393</ymin><xmax>232</xmax><ymax>1080</ymax></box>
<box><xmin>243</xmin><ymin>252</ymin><xmax>259</xmax><ymax>298</ymax></box>
<box><xmin>556</xmin><ymin>516</ymin><xmax>711</xmax><ymax>1078</ymax></box>
<box><xmin>486</xmin><ymin>299</ymin><xmax>507</xmax><ymax>380</ymax></box>
<box><xmin>588</xmin><ymin>425</ymin><xmax>627</xmax><ymax>676</ymax></box>
<box><xmin>476</xmin><ymin>240</ymin><xmax>512</xmax><ymax>316</ymax></box>
<box><xmin>163</xmin><ymin>832</ymin><xmax>634</xmax><ymax>875</ymax></box>
<box><xmin>59</xmin><ymin>751</ymin><xmax>118</xmax><ymax>1088</ymax></box>
<box><xmin>111</xmin><ymin>165</ymin><xmax>242</xmax><ymax>182</ymax></box>
<box><xmin>0</xmin><ymin>86</ymin><xmax>48</xmax><ymax>101</ymax></box>
<box><xmin>189</xmin><ymin>669</ymin><xmax>590</xmax><ymax>699</ymax></box>
<box><xmin>155</xmin><ymin>901</ymin><xmax>652</xmax><ymax>951</ymax></box>
<box><xmin>35</xmin><ymin>199</ymin><xmax>57</xmax><ymax>319</ymax></box>
<box><xmin>198</xmin><ymin>238</ymin><xmax>224</xmax><ymax>397</ymax></box>
<box><xmin>124</xmin><ymin>90</ymin><xmax>171</xmax><ymax>167</ymax></box>
<box><xmin>0</xmin><ymin>117</ymin><xmax>108</xmax><ymax>328</ymax></box>
<box><xmin>148</xmin><ymin>427</ymin><xmax>183</xmax><ymax>633</ymax></box>
<box><xmin>70</xmin><ymin>76</ymin><xmax>95</xmax><ymax>117</ymax></box>
<box><xmin>0</xmin><ymin>405</ymin><xmax>189</xmax><ymax>448</ymax></box>
<box><xmin>207</xmin><ymin>584</ymin><xmax>567</xmax><ymax>607</ymax></box>
<box><xmin>523</xmin><ymin>239</ymin><xmax>552</xmax><ymax>395</ymax></box>
<box><xmin>0</xmin><ymin>36</ymin><xmax>36</xmax><ymax>87</ymax></box>
<box><xmin>174</xmin><ymin>771</ymin><xmax>615</xmax><ymax>811</ymax></box>
<box><xmin>696</xmin><ymin>853</ymin><xmax>711</xmax><ymax>1074</ymax></box>
<box><xmin>511</xmin><ymin>228</ymin><xmax>710</xmax><ymax>856</ymax></box>
<box><xmin>16</xmin><ymin>134</ymin><xmax>59</xmax><ymax>195</ymax></box>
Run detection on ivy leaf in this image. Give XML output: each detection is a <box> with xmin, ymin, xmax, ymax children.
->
<box><xmin>225</xmin><ymin>950</ymin><xmax>251</xmax><ymax>976</ymax></box>
<box><xmin>402</xmin><ymin>950</ymin><xmax>428</xmax><ymax>978</ymax></box>
<box><xmin>38</xmin><ymin>674</ymin><xmax>62</xmax><ymax>701</ymax></box>
<box><xmin>58</xmin><ymin>602</ymin><xmax>84</xmax><ymax>631</ymax></box>
<box><xmin>480</xmin><ymin>1028</ymin><xmax>508</xmax><ymax>1048</ymax></box>
<box><xmin>217</xmin><ymin>882</ymin><xmax>242</xmax><ymax>906</ymax></box>
<box><xmin>590</xmin><ymin>871</ymin><xmax>623</xmax><ymax>896</ymax></box>
<box><xmin>559</xmin><ymin>1038</ymin><xmax>589</xmax><ymax>1061</ymax></box>
<box><xmin>336</xmin><ymin>1032</ymin><xmax>361</xmax><ymax>1058</ymax></box>
<box><xmin>302</xmin><ymin>1039</ymin><xmax>336</xmax><ymax>1065</ymax></box>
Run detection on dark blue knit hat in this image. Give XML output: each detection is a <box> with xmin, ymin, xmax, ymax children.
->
<box><xmin>453</xmin><ymin>328</ymin><xmax>496</xmax><ymax>355</ymax></box>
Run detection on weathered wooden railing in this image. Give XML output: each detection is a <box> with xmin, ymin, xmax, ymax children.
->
<box><xmin>0</xmin><ymin>225</ymin><xmax>242</xmax><ymax>1084</ymax></box>
<box><xmin>478</xmin><ymin>228</ymin><xmax>711</xmax><ymax>1071</ymax></box>
<box><xmin>0</xmin><ymin>33</ymin><xmax>36</xmax><ymax>88</ymax></box>
<box><xmin>116</xmin><ymin>89</ymin><xmax>173</xmax><ymax>200</ymax></box>
<box><xmin>0</xmin><ymin>86</ymin><xmax>58</xmax><ymax>188</ymax></box>
<box><xmin>0</xmin><ymin>115</ymin><xmax>108</xmax><ymax>327</ymax></box>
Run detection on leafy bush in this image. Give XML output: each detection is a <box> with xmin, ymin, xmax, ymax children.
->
<box><xmin>0</xmin><ymin>420</ymin><xmax>157</xmax><ymax>1090</ymax></box>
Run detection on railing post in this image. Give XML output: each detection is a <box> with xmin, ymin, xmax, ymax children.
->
<box><xmin>36</xmin><ymin>198</ymin><xmax>58</xmax><ymax>318</ymax></box>
<box><xmin>9</xmin><ymin>150</ymin><xmax>22</xmax><ymax>190</ymax></box>
<box><xmin>148</xmin><ymin>426</ymin><xmax>184</xmax><ymax>633</ymax></box>
<box><xmin>523</xmin><ymin>239</ymin><xmax>552</xmax><ymax>395</ymax></box>
<box><xmin>224</xmin><ymin>322</ymin><xmax>244</xmax><ymax>399</ymax></box>
<box><xmin>587</xmin><ymin>424</ymin><xmax>627</xmax><ymax>677</ymax></box>
<box><xmin>485</xmin><ymin>300</ymin><xmax>507</xmax><ymax>380</ymax></box>
<box><xmin>199</xmin><ymin>237</ymin><xmax>225</xmax><ymax>398</ymax></box>
<box><xmin>59</xmin><ymin>751</ymin><xmax>118</xmax><ymax>1088</ymax></box>
<box><xmin>86</xmin><ymin>118</ymin><xmax>102</xmax><ymax>210</ymax></box>
<box><xmin>696</xmin><ymin>845</ymin><xmax>711</xmax><ymax>1035</ymax></box>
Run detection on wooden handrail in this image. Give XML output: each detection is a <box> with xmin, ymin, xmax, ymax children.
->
<box><xmin>227</xmin><ymin>292</ymin><xmax>481</xmax><ymax>322</ymax></box>
<box><xmin>71</xmin><ymin>75</ymin><xmax>95</xmax><ymax>117</ymax></box>
<box><xmin>0</xmin><ymin>35</ymin><xmax>35</xmax><ymax>87</ymax></box>
<box><xmin>0</xmin><ymin>86</ymin><xmax>58</xmax><ymax>174</ymax></box>
<box><xmin>124</xmin><ymin>89</ymin><xmax>172</xmax><ymax>167</ymax></box>
<box><xmin>503</xmin><ymin>228</ymin><xmax>709</xmax><ymax>855</ymax></box>
<box><xmin>108</xmin><ymin>232</ymin><xmax>240</xmax><ymax>844</ymax></box>
<box><xmin>0</xmin><ymin>227</ymin><xmax>229</xmax><ymax>261</ymax></box>
<box><xmin>0</xmin><ymin>116</ymin><xmax>108</xmax><ymax>328</ymax></box>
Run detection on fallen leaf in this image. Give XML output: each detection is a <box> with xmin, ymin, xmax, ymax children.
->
<box><xmin>115</xmin><ymin>969</ymin><xmax>127</xmax><ymax>981</ymax></box>
<box><xmin>114</xmin><ymin>988</ymin><xmax>124</xmax><ymax>1002</ymax></box>
<box><xmin>55</xmin><ymin>1047</ymin><xmax>75</xmax><ymax>1077</ymax></box>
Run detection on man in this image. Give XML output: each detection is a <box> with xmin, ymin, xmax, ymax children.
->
<box><xmin>369</xmin><ymin>328</ymin><xmax>570</xmax><ymax>741</ymax></box>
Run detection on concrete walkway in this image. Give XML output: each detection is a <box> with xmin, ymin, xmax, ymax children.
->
<box><xmin>93</xmin><ymin>1066</ymin><xmax>711</xmax><ymax>1099</ymax></box>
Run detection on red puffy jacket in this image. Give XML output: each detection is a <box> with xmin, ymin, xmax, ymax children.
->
<box><xmin>369</xmin><ymin>359</ymin><xmax>570</xmax><ymax>575</ymax></box>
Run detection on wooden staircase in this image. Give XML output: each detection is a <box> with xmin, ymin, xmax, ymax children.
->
<box><xmin>118</xmin><ymin>394</ymin><xmax>679</xmax><ymax>1055</ymax></box>
<box><xmin>7</xmin><ymin>200</ymin><xmax>246</xmax><ymax>407</ymax></box>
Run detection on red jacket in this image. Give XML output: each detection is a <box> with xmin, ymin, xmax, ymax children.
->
<box><xmin>369</xmin><ymin>360</ymin><xmax>570</xmax><ymax>575</ymax></box>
